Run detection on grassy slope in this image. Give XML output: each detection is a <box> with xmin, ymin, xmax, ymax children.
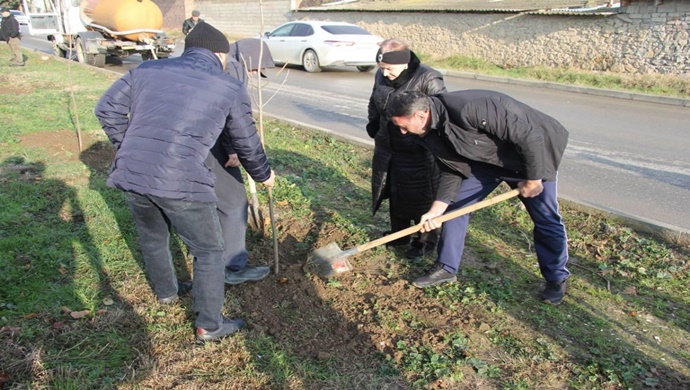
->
<box><xmin>421</xmin><ymin>55</ymin><xmax>690</xmax><ymax>99</ymax></box>
<box><xmin>0</xmin><ymin>47</ymin><xmax>688</xmax><ymax>389</ymax></box>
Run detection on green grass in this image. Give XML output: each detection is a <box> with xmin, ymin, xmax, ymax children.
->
<box><xmin>1</xmin><ymin>45</ymin><xmax>689</xmax><ymax>389</ymax></box>
<box><xmin>0</xmin><ymin>55</ymin><xmax>117</xmax><ymax>144</ymax></box>
<box><xmin>422</xmin><ymin>53</ymin><xmax>690</xmax><ymax>98</ymax></box>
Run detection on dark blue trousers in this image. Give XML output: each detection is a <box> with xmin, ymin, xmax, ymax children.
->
<box><xmin>437</xmin><ymin>163</ymin><xmax>569</xmax><ymax>282</ymax></box>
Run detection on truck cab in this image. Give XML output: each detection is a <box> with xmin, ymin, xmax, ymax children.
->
<box><xmin>21</xmin><ymin>0</ymin><xmax>175</xmax><ymax>67</ymax></box>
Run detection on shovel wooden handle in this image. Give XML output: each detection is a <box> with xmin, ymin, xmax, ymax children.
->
<box><xmin>357</xmin><ymin>189</ymin><xmax>520</xmax><ymax>253</ymax></box>
<box><xmin>267</xmin><ymin>187</ymin><xmax>280</xmax><ymax>274</ymax></box>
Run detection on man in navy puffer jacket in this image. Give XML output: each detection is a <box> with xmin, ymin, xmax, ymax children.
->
<box><xmin>95</xmin><ymin>22</ymin><xmax>275</xmax><ymax>342</ymax></box>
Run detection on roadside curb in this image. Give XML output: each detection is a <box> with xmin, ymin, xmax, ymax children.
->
<box><xmin>559</xmin><ymin>197</ymin><xmax>690</xmax><ymax>247</ymax></box>
<box><xmin>437</xmin><ymin>69</ymin><xmax>690</xmax><ymax>108</ymax></box>
<box><xmin>31</xmin><ymin>48</ymin><xmax>123</xmax><ymax>77</ymax></box>
<box><xmin>262</xmin><ymin>112</ymin><xmax>375</xmax><ymax>149</ymax></box>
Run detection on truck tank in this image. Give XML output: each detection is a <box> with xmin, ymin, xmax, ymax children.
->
<box><xmin>80</xmin><ymin>0</ymin><xmax>164</xmax><ymax>41</ymax></box>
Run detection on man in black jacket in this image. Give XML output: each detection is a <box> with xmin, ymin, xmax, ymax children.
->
<box><xmin>0</xmin><ymin>7</ymin><xmax>24</xmax><ymax>66</ymax></box>
<box><xmin>182</xmin><ymin>10</ymin><xmax>202</xmax><ymax>36</ymax></box>
<box><xmin>388</xmin><ymin>90</ymin><xmax>570</xmax><ymax>305</ymax></box>
<box><xmin>207</xmin><ymin>38</ymin><xmax>276</xmax><ymax>286</ymax></box>
<box><xmin>95</xmin><ymin>23</ymin><xmax>275</xmax><ymax>342</ymax></box>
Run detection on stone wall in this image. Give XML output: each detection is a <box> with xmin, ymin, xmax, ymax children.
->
<box><xmin>619</xmin><ymin>0</ymin><xmax>690</xmax><ymax>74</ymax></box>
<box><xmin>152</xmin><ymin>0</ymin><xmax>188</xmax><ymax>30</ymax></box>
<box><xmin>156</xmin><ymin>0</ymin><xmax>689</xmax><ymax>74</ymax></box>
<box><xmin>294</xmin><ymin>7</ymin><xmax>689</xmax><ymax>75</ymax></box>
<box><xmin>189</xmin><ymin>0</ymin><xmax>294</xmax><ymax>37</ymax></box>
<box><xmin>153</xmin><ymin>0</ymin><xmax>294</xmax><ymax>36</ymax></box>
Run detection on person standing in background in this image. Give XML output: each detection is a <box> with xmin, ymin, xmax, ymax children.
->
<box><xmin>0</xmin><ymin>7</ymin><xmax>24</xmax><ymax>66</ymax></box>
<box><xmin>182</xmin><ymin>10</ymin><xmax>203</xmax><ymax>36</ymax></box>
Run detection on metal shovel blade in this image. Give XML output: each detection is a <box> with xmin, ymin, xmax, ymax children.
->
<box><xmin>247</xmin><ymin>202</ymin><xmax>263</xmax><ymax>232</ymax></box>
<box><xmin>308</xmin><ymin>242</ymin><xmax>353</xmax><ymax>277</ymax></box>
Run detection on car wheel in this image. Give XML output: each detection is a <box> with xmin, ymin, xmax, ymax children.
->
<box><xmin>357</xmin><ymin>66</ymin><xmax>375</xmax><ymax>72</ymax></box>
<box><xmin>302</xmin><ymin>49</ymin><xmax>321</xmax><ymax>73</ymax></box>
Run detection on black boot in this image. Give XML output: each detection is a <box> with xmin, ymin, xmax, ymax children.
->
<box><xmin>405</xmin><ymin>239</ymin><xmax>435</xmax><ymax>259</ymax></box>
<box><xmin>541</xmin><ymin>279</ymin><xmax>568</xmax><ymax>305</ymax></box>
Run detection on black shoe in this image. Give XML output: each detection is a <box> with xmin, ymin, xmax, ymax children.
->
<box><xmin>412</xmin><ymin>263</ymin><xmax>457</xmax><ymax>288</ymax></box>
<box><xmin>385</xmin><ymin>238</ymin><xmax>410</xmax><ymax>252</ymax></box>
<box><xmin>541</xmin><ymin>279</ymin><xmax>568</xmax><ymax>305</ymax></box>
<box><xmin>225</xmin><ymin>266</ymin><xmax>270</xmax><ymax>285</ymax></box>
<box><xmin>195</xmin><ymin>317</ymin><xmax>246</xmax><ymax>342</ymax></box>
<box><xmin>405</xmin><ymin>242</ymin><xmax>435</xmax><ymax>259</ymax></box>
<box><xmin>385</xmin><ymin>242</ymin><xmax>407</xmax><ymax>252</ymax></box>
<box><xmin>178</xmin><ymin>281</ymin><xmax>193</xmax><ymax>297</ymax></box>
<box><xmin>158</xmin><ymin>281</ymin><xmax>193</xmax><ymax>304</ymax></box>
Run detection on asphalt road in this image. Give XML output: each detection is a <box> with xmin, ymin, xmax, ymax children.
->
<box><xmin>21</xmin><ymin>29</ymin><xmax>690</xmax><ymax>232</ymax></box>
<box><xmin>257</xmin><ymin>70</ymin><xmax>690</xmax><ymax>234</ymax></box>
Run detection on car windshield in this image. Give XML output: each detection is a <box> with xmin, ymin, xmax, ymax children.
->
<box><xmin>321</xmin><ymin>25</ymin><xmax>371</xmax><ymax>35</ymax></box>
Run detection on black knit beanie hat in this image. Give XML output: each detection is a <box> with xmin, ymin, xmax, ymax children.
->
<box><xmin>185</xmin><ymin>22</ymin><xmax>230</xmax><ymax>53</ymax></box>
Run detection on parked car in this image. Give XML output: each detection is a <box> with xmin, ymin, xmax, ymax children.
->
<box><xmin>263</xmin><ymin>21</ymin><xmax>382</xmax><ymax>73</ymax></box>
<box><xmin>10</xmin><ymin>10</ymin><xmax>29</xmax><ymax>25</ymax></box>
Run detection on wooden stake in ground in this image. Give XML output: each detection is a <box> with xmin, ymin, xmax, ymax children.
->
<box><xmin>66</xmin><ymin>45</ymin><xmax>83</xmax><ymax>152</ymax></box>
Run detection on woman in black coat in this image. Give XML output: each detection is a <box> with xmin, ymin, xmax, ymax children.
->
<box><xmin>367</xmin><ymin>38</ymin><xmax>446</xmax><ymax>259</ymax></box>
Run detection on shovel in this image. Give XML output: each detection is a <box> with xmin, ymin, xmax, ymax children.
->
<box><xmin>309</xmin><ymin>189</ymin><xmax>519</xmax><ymax>277</ymax></box>
<box><xmin>246</xmin><ymin>175</ymin><xmax>264</xmax><ymax>232</ymax></box>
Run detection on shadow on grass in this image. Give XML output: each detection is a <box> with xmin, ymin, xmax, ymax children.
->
<box><xmin>79</xmin><ymin>141</ymin><xmax>192</xmax><ymax>287</ymax></box>
<box><xmin>442</xmin><ymin>197</ymin><xmax>690</xmax><ymax>388</ymax></box>
<box><xmin>0</xmin><ymin>156</ymin><xmax>152</xmax><ymax>387</ymax></box>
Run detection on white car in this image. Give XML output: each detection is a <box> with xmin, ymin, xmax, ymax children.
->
<box><xmin>10</xmin><ymin>10</ymin><xmax>29</xmax><ymax>25</ymax></box>
<box><xmin>263</xmin><ymin>21</ymin><xmax>383</xmax><ymax>73</ymax></box>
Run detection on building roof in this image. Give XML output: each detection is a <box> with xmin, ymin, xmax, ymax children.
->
<box><xmin>299</xmin><ymin>0</ymin><xmax>618</xmax><ymax>14</ymax></box>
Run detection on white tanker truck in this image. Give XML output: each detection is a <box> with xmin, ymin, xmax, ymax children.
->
<box><xmin>21</xmin><ymin>0</ymin><xmax>175</xmax><ymax>67</ymax></box>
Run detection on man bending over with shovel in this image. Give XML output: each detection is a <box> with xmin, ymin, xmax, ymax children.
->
<box><xmin>387</xmin><ymin>90</ymin><xmax>570</xmax><ymax>305</ymax></box>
